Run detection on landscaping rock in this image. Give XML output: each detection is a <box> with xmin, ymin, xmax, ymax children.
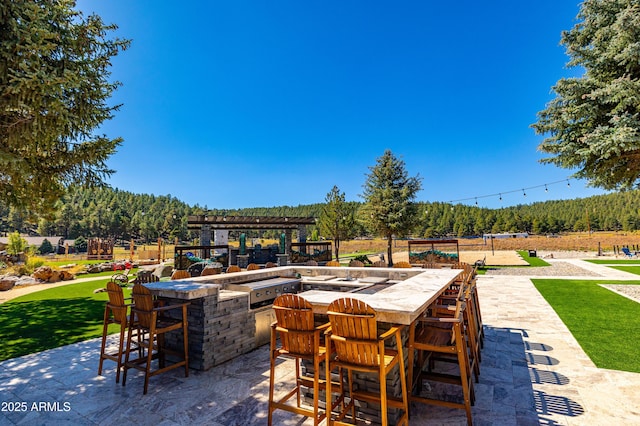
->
<box><xmin>0</xmin><ymin>275</ymin><xmax>18</xmax><ymax>291</ymax></box>
<box><xmin>59</xmin><ymin>270</ymin><xmax>75</xmax><ymax>281</ymax></box>
<box><xmin>153</xmin><ymin>264</ymin><xmax>173</xmax><ymax>279</ymax></box>
<box><xmin>32</xmin><ymin>266</ymin><xmax>55</xmax><ymax>282</ymax></box>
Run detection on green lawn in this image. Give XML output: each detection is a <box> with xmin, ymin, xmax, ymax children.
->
<box><xmin>517</xmin><ymin>250</ymin><xmax>551</xmax><ymax>267</ymax></box>
<box><xmin>532</xmin><ymin>279</ymin><xmax>640</xmax><ymax>373</ymax></box>
<box><xmin>585</xmin><ymin>259</ymin><xmax>640</xmax><ymax>265</ymax></box>
<box><xmin>0</xmin><ymin>278</ymin><xmax>128</xmax><ymax>362</ymax></box>
<box><xmin>609</xmin><ymin>266</ymin><xmax>640</xmax><ymax>276</ymax></box>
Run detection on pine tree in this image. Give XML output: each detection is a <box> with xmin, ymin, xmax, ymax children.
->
<box><xmin>361</xmin><ymin>150</ymin><xmax>422</xmax><ymax>266</ymax></box>
<box><xmin>0</xmin><ymin>1</ymin><xmax>130</xmax><ymax>214</ymax></box>
<box><xmin>533</xmin><ymin>0</ymin><xmax>640</xmax><ymax>190</ymax></box>
<box><xmin>318</xmin><ymin>185</ymin><xmax>356</xmax><ymax>261</ymax></box>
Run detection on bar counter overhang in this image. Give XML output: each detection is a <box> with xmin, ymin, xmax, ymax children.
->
<box><xmin>142</xmin><ymin>266</ymin><xmax>463</xmax><ymax>370</ymax></box>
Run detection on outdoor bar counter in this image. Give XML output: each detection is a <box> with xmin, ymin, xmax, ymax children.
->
<box><xmin>298</xmin><ymin>267</ymin><xmax>462</xmax><ymax>325</ymax></box>
<box><xmin>142</xmin><ymin>266</ymin><xmax>463</xmax><ymax>374</ymax></box>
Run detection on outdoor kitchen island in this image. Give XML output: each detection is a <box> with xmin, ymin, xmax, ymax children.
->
<box><xmin>143</xmin><ymin>266</ymin><xmax>462</xmax><ymax>376</ymax></box>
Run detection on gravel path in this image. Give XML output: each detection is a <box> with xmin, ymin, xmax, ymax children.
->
<box><xmin>484</xmin><ymin>261</ymin><xmax>600</xmax><ymax>277</ymax></box>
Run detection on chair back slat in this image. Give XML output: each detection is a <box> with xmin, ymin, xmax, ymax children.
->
<box><xmin>273</xmin><ymin>294</ymin><xmax>316</xmax><ymax>355</ymax></box>
<box><xmin>106</xmin><ymin>281</ymin><xmax>128</xmax><ymax>324</ymax></box>
<box><xmin>327</xmin><ymin>298</ymin><xmax>380</xmax><ymax>367</ymax></box>
<box><xmin>131</xmin><ymin>284</ymin><xmax>156</xmax><ymax>328</ymax></box>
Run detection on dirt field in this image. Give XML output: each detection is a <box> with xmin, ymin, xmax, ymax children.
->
<box><xmin>340</xmin><ymin>232</ymin><xmax>640</xmax><ymax>257</ymax></box>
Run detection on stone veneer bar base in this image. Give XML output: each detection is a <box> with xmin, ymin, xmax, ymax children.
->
<box><xmin>159</xmin><ymin>292</ymin><xmax>255</xmax><ymax>371</ymax></box>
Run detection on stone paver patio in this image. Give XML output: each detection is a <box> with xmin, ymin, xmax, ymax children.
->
<box><xmin>1</xmin><ymin>259</ymin><xmax>640</xmax><ymax>425</ymax></box>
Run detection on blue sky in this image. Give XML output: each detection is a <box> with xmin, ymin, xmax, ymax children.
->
<box><xmin>77</xmin><ymin>0</ymin><xmax>607</xmax><ymax>210</ymax></box>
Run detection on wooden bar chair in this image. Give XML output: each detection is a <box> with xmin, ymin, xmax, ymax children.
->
<box><xmin>226</xmin><ymin>265</ymin><xmax>241</xmax><ymax>273</ymax></box>
<box><xmin>325</xmin><ymin>260</ymin><xmax>341</xmax><ymax>267</ymax></box>
<box><xmin>247</xmin><ymin>263</ymin><xmax>260</xmax><ymax>271</ymax></box>
<box><xmin>170</xmin><ymin>269</ymin><xmax>190</xmax><ymax>280</ymax></box>
<box><xmin>122</xmin><ymin>284</ymin><xmax>190</xmax><ymax>395</ymax></box>
<box><xmin>408</xmin><ymin>299</ymin><xmax>475</xmax><ymax>426</ymax></box>
<box><xmin>325</xmin><ymin>298</ymin><xmax>409</xmax><ymax>426</ymax></box>
<box><xmin>268</xmin><ymin>294</ymin><xmax>342</xmax><ymax>425</ymax></box>
<box><xmin>98</xmin><ymin>281</ymin><xmax>139</xmax><ymax>383</ymax></box>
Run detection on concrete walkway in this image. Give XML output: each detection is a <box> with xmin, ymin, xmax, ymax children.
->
<box><xmin>1</xmin><ymin>260</ymin><xmax>639</xmax><ymax>425</ymax></box>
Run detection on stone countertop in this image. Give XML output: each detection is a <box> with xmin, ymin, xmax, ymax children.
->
<box><xmin>144</xmin><ymin>280</ymin><xmax>221</xmax><ymax>300</ymax></box>
<box><xmin>299</xmin><ymin>268</ymin><xmax>462</xmax><ymax>325</ymax></box>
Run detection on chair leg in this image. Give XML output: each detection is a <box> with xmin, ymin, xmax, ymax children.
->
<box><xmin>182</xmin><ymin>317</ymin><xmax>189</xmax><ymax>377</ymax></box>
<box><xmin>115</xmin><ymin>323</ymin><xmax>126</xmax><ymax>383</ymax></box>
<box><xmin>379</xmin><ymin>367</ymin><xmax>388</xmax><ymax>426</ymax></box>
<box><xmin>98</xmin><ymin>307</ymin><xmax>110</xmax><ymax>377</ymax></box>
<box><xmin>268</xmin><ymin>353</ymin><xmax>276</xmax><ymax>426</ymax></box>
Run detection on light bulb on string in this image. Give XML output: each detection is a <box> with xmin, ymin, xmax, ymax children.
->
<box><xmin>545</xmin><ymin>184</ymin><xmax>548</xmax><ymax>192</ymax></box>
<box><xmin>499</xmin><ymin>193</ymin><xmax>502</xmax><ymax>202</ymax></box>
<box><xmin>567</xmin><ymin>180</ymin><xmax>571</xmax><ymax>188</ymax></box>
<box><xmin>475</xmin><ymin>198</ymin><xmax>478</xmax><ymax>206</ymax></box>
<box><xmin>523</xmin><ymin>189</ymin><xmax>526</xmax><ymax>197</ymax></box>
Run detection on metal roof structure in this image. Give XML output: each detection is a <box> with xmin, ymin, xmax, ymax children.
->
<box><xmin>187</xmin><ymin>215</ymin><xmax>316</xmax><ymax>230</ymax></box>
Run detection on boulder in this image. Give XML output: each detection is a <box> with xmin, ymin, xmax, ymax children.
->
<box><xmin>153</xmin><ymin>264</ymin><xmax>173</xmax><ymax>279</ymax></box>
<box><xmin>32</xmin><ymin>266</ymin><xmax>55</xmax><ymax>282</ymax></box>
<box><xmin>0</xmin><ymin>275</ymin><xmax>18</xmax><ymax>291</ymax></box>
<box><xmin>59</xmin><ymin>270</ymin><xmax>75</xmax><ymax>281</ymax></box>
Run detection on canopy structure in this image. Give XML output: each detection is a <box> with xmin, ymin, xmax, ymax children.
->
<box><xmin>183</xmin><ymin>215</ymin><xmax>326</xmax><ymax>267</ymax></box>
<box><xmin>187</xmin><ymin>215</ymin><xmax>316</xmax><ymax>231</ymax></box>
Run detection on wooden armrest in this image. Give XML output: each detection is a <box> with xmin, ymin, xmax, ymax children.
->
<box><xmin>155</xmin><ymin>302</ymin><xmax>190</xmax><ymax>312</ymax></box>
<box><xmin>378</xmin><ymin>325</ymin><xmax>404</xmax><ymax>341</ymax></box>
<box><xmin>418</xmin><ymin>316</ymin><xmax>461</xmax><ymax>324</ymax></box>
<box><xmin>316</xmin><ymin>322</ymin><xmax>331</xmax><ymax>332</ymax></box>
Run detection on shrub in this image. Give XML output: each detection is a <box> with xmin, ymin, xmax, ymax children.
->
<box><xmin>39</xmin><ymin>239</ymin><xmax>55</xmax><ymax>254</ymax></box>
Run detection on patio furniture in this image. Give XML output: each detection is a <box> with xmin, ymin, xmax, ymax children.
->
<box><xmin>268</xmin><ymin>294</ymin><xmax>341</xmax><ymax>425</ymax></box>
<box><xmin>170</xmin><ymin>269</ymin><xmax>190</xmax><ymax>280</ymax></box>
<box><xmin>621</xmin><ymin>247</ymin><xmax>636</xmax><ymax>258</ymax></box>
<box><xmin>98</xmin><ymin>281</ymin><xmax>140</xmax><ymax>383</ymax></box>
<box><xmin>111</xmin><ymin>268</ymin><xmax>132</xmax><ymax>287</ymax></box>
<box><xmin>122</xmin><ymin>284</ymin><xmax>190</xmax><ymax>394</ymax></box>
<box><xmin>325</xmin><ymin>297</ymin><xmax>409</xmax><ymax>426</ymax></box>
<box><xmin>265</xmin><ymin>261</ymin><xmax>278</xmax><ymax>268</ymax></box>
<box><xmin>408</xmin><ymin>298</ymin><xmax>475</xmax><ymax>425</ymax></box>
<box><xmin>392</xmin><ymin>261</ymin><xmax>412</xmax><ymax>268</ymax></box>
<box><xmin>247</xmin><ymin>263</ymin><xmax>260</xmax><ymax>271</ymax></box>
<box><xmin>226</xmin><ymin>265</ymin><xmax>241</xmax><ymax>273</ymax></box>
<box><xmin>133</xmin><ymin>270</ymin><xmax>159</xmax><ymax>285</ymax></box>
<box><xmin>325</xmin><ymin>260</ymin><xmax>341</xmax><ymax>267</ymax></box>
<box><xmin>347</xmin><ymin>259</ymin><xmax>364</xmax><ymax>267</ymax></box>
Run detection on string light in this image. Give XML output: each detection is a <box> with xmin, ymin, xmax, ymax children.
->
<box><xmin>447</xmin><ymin>178</ymin><xmax>573</xmax><ymax>205</ymax></box>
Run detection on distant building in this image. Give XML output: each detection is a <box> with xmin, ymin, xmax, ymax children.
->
<box><xmin>482</xmin><ymin>232</ymin><xmax>529</xmax><ymax>241</ymax></box>
<box><xmin>0</xmin><ymin>236</ymin><xmax>75</xmax><ymax>254</ymax></box>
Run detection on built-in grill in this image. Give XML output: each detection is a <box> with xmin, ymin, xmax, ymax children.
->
<box><xmin>226</xmin><ymin>277</ymin><xmax>301</xmax><ymax>309</ymax></box>
<box><xmin>226</xmin><ymin>276</ymin><xmax>302</xmax><ymax>347</ymax></box>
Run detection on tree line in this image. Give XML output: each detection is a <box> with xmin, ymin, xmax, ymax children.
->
<box><xmin>1</xmin><ymin>186</ymin><xmax>639</xmax><ymax>244</ymax></box>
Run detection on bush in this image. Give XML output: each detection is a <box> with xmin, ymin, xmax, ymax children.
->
<box><xmin>75</xmin><ymin>236</ymin><xmax>87</xmax><ymax>253</ymax></box>
<box><xmin>39</xmin><ymin>239</ymin><xmax>55</xmax><ymax>254</ymax></box>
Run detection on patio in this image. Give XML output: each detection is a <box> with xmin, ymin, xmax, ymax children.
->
<box><xmin>2</xmin><ymin>260</ymin><xmax>640</xmax><ymax>425</ymax></box>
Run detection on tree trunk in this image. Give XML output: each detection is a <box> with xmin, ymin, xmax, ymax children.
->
<box><xmin>334</xmin><ymin>239</ymin><xmax>340</xmax><ymax>261</ymax></box>
<box><xmin>387</xmin><ymin>234</ymin><xmax>394</xmax><ymax>267</ymax></box>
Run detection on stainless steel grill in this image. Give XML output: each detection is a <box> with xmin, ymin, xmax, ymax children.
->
<box><xmin>226</xmin><ymin>277</ymin><xmax>301</xmax><ymax>308</ymax></box>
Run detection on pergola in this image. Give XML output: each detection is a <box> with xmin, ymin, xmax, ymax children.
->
<box><xmin>180</xmin><ymin>215</ymin><xmax>330</xmax><ymax>267</ymax></box>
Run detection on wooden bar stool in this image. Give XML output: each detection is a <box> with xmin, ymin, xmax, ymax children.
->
<box><xmin>268</xmin><ymin>294</ymin><xmax>342</xmax><ymax>425</ymax></box>
<box><xmin>325</xmin><ymin>297</ymin><xmax>409</xmax><ymax>426</ymax></box>
<box><xmin>98</xmin><ymin>281</ymin><xmax>139</xmax><ymax>383</ymax></box>
<box><xmin>122</xmin><ymin>284</ymin><xmax>190</xmax><ymax>394</ymax></box>
<box><xmin>408</xmin><ymin>299</ymin><xmax>475</xmax><ymax>426</ymax></box>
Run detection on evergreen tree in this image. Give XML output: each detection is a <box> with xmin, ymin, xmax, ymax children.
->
<box><xmin>0</xmin><ymin>1</ymin><xmax>130</xmax><ymax>214</ymax></box>
<box><xmin>318</xmin><ymin>185</ymin><xmax>356</xmax><ymax>261</ymax></box>
<box><xmin>533</xmin><ymin>0</ymin><xmax>640</xmax><ymax>190</ymax></box>
<box><xmin>361</xmin><ymin>150</ymin><xmax>422</xmax><ymax>266</ymax></box>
